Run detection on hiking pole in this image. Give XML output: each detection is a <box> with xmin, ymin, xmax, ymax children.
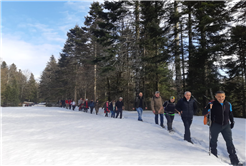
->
<box><xmin>191</xmin><ymin>95</ymin><xmax>201</xmax><ymax>105</ymax></box>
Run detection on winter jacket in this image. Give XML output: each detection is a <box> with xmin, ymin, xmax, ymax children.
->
<box><xmin>78</xmin><ymin>99</ymin><xmax>83</xmax><ymax>105</ymax></box>
<box><xmin>103</xmin><ymin>102</ymin><xmax>110</xmax><ymax>113</ymax></box>
<box><xmin>203</xmin><ymin>100</ymin><xmax>234</xmax><ymax>126</ymax></box>
<box><xmin>95</xmin><ymin>102</ymin><xmax>100</xmax><ymax>111</ymax></box>
<box><xmin>175</xmin><ymin>97</ymin><xmax>197</xmax><ymax>118</ymax></box>
<box><xmin>65</xmin><ymin>100</ymin><xmax>69</xmax><ymax>104</ymax></box>
<box><xmin>84</xmin><ymin>101</ymin><xmax>89</xmax><ymax>108</ymax></box>
<box><xmin>72</xmin><ymin>101</ymin><xmax>76</xmax><ymax>106</ymax></box>
<box><xmin>109</xmin><ymin>102</ymin><xmax>116</xmax><ymax>111</ymax></box>
<box><xmin>151</xmin><ymin>96</ymin><xmax>164</xmax><ymax>114</ymax></box>
<box><xmin>135</xmin><ymin>96</ymin><xmax>146</xmax><ymax>109</ymax></box>
<box><xmin>89</xmin><ymin>101</ymin><xmax>95</xmax><ymax>108</ymax></box>
<box><xmin>116</xmin><ymin>101</ymin><xmax>124</xmax><ymax>109</ymax></box>
<box><xmin>163</xmin><ymin>100</ymin><xmax>176</xmax><ymax>114</ymax></box>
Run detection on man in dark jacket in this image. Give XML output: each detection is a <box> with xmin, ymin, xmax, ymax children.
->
<box><xmin>116</xmin><ymin>97</ymin><xmax>124</xmax><ymax>119</ymax></box>
<box><xmin>89</xmin><ymin>100</ymin><xmax>95</xmax><ymax>114</ymax></box>
<box><xmin>203</xmin><ymin>91</ymin><xmax>240</xmax><ymax>165</ymax></box>
<box><xmin>176</xmin><ymin>91</ymin><xmax>197</xmax><ymax>143</ymax></box>
<box><xmin>133</xmin><ymin>92</ymin><xmax>147</xmax><ymax>121</ymax></box>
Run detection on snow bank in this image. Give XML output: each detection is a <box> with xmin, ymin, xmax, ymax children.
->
<box><xmin>1</xmin><ymin>107</ymin><xmax>245</xmax><ymax>165</ymax></box>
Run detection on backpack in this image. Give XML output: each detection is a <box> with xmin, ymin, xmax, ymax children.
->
<box><xmin>203</xmin><ymin>103</ymin><xmax>213</xmax><ymax>126</ymax></box>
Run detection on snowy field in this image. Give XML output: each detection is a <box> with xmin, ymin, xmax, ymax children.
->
<box><xmin>1</xmin><ymin>107</ymin><xmax>246</xmax><ymax>165</ymax></box>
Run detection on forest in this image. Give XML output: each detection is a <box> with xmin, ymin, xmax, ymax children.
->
<box><xmin>1</xmin><ymin>1</ymin><xmax>245</xmax><ymax>118</ymax></box>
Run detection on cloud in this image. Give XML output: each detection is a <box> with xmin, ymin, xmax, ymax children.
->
<box><xmin>2</xmin><ymin>34</ymin><xmax>62</xmax><ymax>81</ymax></box>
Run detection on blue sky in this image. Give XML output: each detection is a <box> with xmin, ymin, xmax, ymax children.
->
<box><xmin>1</xmin><ymin>1</ymin><xmax>103</xmax><ymax>80</ymax></box>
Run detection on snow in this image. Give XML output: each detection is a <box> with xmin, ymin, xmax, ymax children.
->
<box><xmin>1</xmin><ymin>107</ymin><xmax>245</xmax><ymax>165</ymax></box>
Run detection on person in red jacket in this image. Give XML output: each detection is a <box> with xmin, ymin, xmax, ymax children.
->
<box><xmin>84</xmin><ymin>99</ymin><xmax>89</xmax><ymax>113</ymax></box>
<box><xmin>69</xmin><ymin>99</ymin><xmax>72</xmax><ymax>110</ymax></box>
<box><xmin>65</xmin><ymin>99</ymin><xmax>69</xmax><ymax>109</ymax></box>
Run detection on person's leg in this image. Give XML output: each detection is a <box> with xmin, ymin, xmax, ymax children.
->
<box><xmin>155</xmin><ymin>114</ymin><xmax>158</xmax><ymax>124</ymax></box>
<box><xmin>210</xmin><ymin>123</ymin><xmax>222</xmax><ymax>157</ymax></box>
<box><xmin>119</xmin><ymin>108</ymin><xmax>123</xmax><ymax>119</ymax></box>
<box><xmin>182</xmin><ymin>117</ymin><xmax>191</xmax><ymax>141</ymax></box>
<box><xmin>170</xmin><ymin>115</ymin><xmax>174</xmax><ymax>130</ymax></box>
<box><xmin>165</xmin><ymin>114</ymin><xmax>171</xmax><ymax>130</ymax></box>
<box><xmin>221</xmin><ymin>124</ymin><xmax>239</xmax><ymax>165</ymax></box>
<box><xmin>90</xmin><ymin>107</ymin><xmax>93</xmax><ymax>114</ymax></box>
<box><xmin>116</xmin><ymin>110</ymin><xmax>119</xmax><ymax>118</ymax></box>
<box><xmin>136</xmin><ymin>108</ymin><xmax>141</xmax><ymax>121</ymax></box>
<box><xmin>139</xmin><ymin>107</ymin><xmax>143</xmax><ymax>121</ymax></box>
<box><xmin>160</xmin><ymin>114</ymin><xmax>164</xmax><ymax>127</ymax></box>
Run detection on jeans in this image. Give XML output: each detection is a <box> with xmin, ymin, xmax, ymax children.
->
<box><xmin>155</xmin><ymin>114</ymin><xmax>164</xmax><ymax>126</ymax></box>
<box><xmin>111</xmin><ymin>110</ymin><xmax>115</xmax><ymax>118</ymax></box>
<box><xmin>116</xmin><ymin>108</ymin><xmax>122</xmax><ymax>119</ymax></box>
<box><xmin>181</xmin><ymin>117</ymin><xmax>193</xmax><ymax>141</ymax></box>
<box><xmin>136</xmin><ymin>107</ymin><xmax>143</xmax><ymax>121</ymax></box>
<box><xmin>210</xmin><ymin>123</ymin><xmax>239</xmax><ymax>164</ymax></box>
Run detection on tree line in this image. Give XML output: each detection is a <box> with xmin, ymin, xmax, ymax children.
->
<box><xmin>2</xmin><ymin>1</ymin><xmax>245</xmax><ymax>118</ymax></box>
<box><xmin>1</xmin><ymin>61</ymin><xmax>38</xmax><ymax>106</ymax></box>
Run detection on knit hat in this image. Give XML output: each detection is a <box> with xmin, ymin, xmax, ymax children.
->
<box><xmin>170</xmin><ymin>96</ymin><xmax>175</xmax><ymax>100</ymax></box>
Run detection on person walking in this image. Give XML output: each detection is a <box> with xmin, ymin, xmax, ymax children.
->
<box><xmin>89</xmin><ymin>99</ymin><xmax>95</xmax><ymax>114</ymax></box>
<box><xmin>103</xmin><ymin>101</ymin><xmax>110</xmax><ymax>117</ymax></box>
<box><xmin>78</xmin><ymin>98</ymin><xmax>83</xmax><ymax>111</ymax></box>
<box><xmin>176</xmin><ymin>91</ymin><xmax>198</xmax><ymax>144</ymax></box>
<box><xmin>163</xmin><ymin>96</ymin><xmax>176</xmax><ymax>132</ymax></box>
<box><xmin>151</xmin><ymin>91</ymin><xmax>165</xmax><ymax>128</ymax></box>
<box><xmin>84</xmin><ymin>99</ymin><xmax>89</xmax><ymax>113</ymax></box>
<box><xmin>109</xmin><ymin>100</ymin><xmax>116</xmax><ymax>118</ymax></box>
<box><xmin>65</xmin><ymin>99</ymin><xmax>69</xmax><ymax>109</ymax></box>
<box><xmin>202</xmin><ymin>91</ymin><xmax>241</xmax><ymax>165</ymax></box>
<box><xmin>72</xmin><ymin>100</ymin><xmax>76</xmax><ymax>111</ymax></box>
<box><xmin>95</xmin><ymin>100</ymin><xmax>100</xmax><ymax>115</ymax></box>
<box><xmin>116</xmin><ymin>97</ymin><xmax>124</xmax><ymax>119</ymax></box>
<box><xmin>133</xmin><ymin>92</ymin><xmax>147</xmax><ymax>121</ymax></box>
<box><xmin>61</xmin><ymin>99</ymin><xmax>65</xmax><ymax>108</ymax></box>
<box><xmin>69</xmin><ymin>99</ymin><xmax>72</xmax><ymax>110</ymax></box>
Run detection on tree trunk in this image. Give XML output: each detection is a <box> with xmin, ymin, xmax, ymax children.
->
<box><xmin>181</xmin><ymin>24</ymin><xmax>185</xmax><ymax>92</ymax></box>
<box><xmin>94</xmin><ymin>41</ymin><xmax>97</xmax><ymax>101</ymax></box>
<box><xmin>174</xmin><ymin>1</ymin><xmax>182</xmax><ymax>99</ymax></box>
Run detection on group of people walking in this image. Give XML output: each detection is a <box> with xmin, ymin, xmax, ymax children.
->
<box><xmin>59</xmin><ymin>97</ymin><xmax>125</xmax><ymax>119</ymax></box>
<box><xmin>59</xmin><ymin>90</ymin><xmax>241</xmax><ymax>166</ymax></box>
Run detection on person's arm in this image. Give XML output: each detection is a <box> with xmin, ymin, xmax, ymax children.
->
<box><xmin>175</xmin><ymin>100</ymin><xmax>182</xmax><ymax>115</ymax></box>
<box><xmin>150</xmin><ymin>98</ymin><xmax>155</xmax><ymax>114</ymax></box>
<box><xmin>144</xmin><ymin>98</ymin><xmax>147</xmax><ymax>109</ymax></box>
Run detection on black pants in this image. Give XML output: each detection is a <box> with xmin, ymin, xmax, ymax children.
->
<box><xmin>90</xmin><ymin>107</ymin><xmax>94</xmax><ymax>114</ymax></box>
<box><xmin>165</xmin><ymin>114</ymin><xmax>174</xmax><ymax>130</ymax></box>
<box><xmin>69</xmin><ymin>105</ymin><xmax>71</xmax><ymax>109</ymax></box>
<box><xmin>116</xmin><ymin>108</ymin><xmax>122</xmax><ymax>119</ymax></box>
<box><xmin>181</xmin><ymin>117</ymin><xmax>192</xmax><ymax>141</ymax></box>
<box><xmin>210</xmin><ymin>123</ymin><xmax>239</xmax><ymax>165</ymax></box>
<box><xmin>72</xmin><ymin>105</ymin><xmax>75</xmax><ymax>110</ymax></box>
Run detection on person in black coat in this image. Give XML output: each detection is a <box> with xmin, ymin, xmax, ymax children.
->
<box><xmin>163</xmin><ymin>96</ymin><xmax>176</xmax><ymax>132</ymax></box>
<box><xmin>116</xmin><ymin>97</ymin><xmax>124</xmax><ymax>119</ymax></box>
<box><xmin>176</xmin><ymin>91</ymin><xmax>198</xmax><ymax>143</ymax></box>
<box><xmin>133</xmin><ymin>92</ymin><xmax>147</xmax><ymax>121</ymax></box>
<box><xmin>203</xmin><ymin>91</ymin><xmax>240</xmax><ymax>165</ymax></box>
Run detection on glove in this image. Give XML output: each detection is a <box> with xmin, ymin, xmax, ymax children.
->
<box><xmin>230</xmin><ymin>121</ymin><xmax>234</xmax><ymax>129</ymax></box>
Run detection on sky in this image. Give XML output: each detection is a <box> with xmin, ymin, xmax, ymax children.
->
<box><xmin>1</xmin><ymin>0</ymin><xmax>103</xmax><ymax>81</ymax></box>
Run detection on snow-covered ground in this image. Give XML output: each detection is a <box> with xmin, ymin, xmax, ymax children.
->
<box><xmin>1</xmin><ymin>107</ymin><xmax>245</xmax><ymax>165</ymax></box>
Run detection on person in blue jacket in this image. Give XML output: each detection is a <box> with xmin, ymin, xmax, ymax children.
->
<box><xmin>203</xmin><ymin>91</ymin><xmax>240</xmax><ymax>165</ymax></box>
<box><xmin>89</xmin><ymin>99</ymin><xmax>95</xmax><ymax>114</ymax></box>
